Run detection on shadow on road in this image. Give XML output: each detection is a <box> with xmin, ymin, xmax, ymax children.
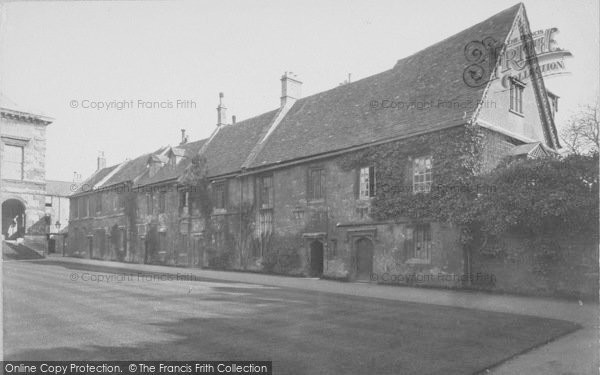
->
<box><xmin>4</xmin><ymin>261</ymin><xmax>581</xmax><ymax>375</ymax></box>
<box><xmin>3</xmin><ymin>241</ymin><xmax>44</xmax><ymax>261</ymax></box>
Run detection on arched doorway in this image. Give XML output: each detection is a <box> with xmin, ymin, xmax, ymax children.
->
<box><xmin>309</xmin><ymin>240</ymin><xmax>324</xmax><ymax>277</ymax></box>
<box><xmin>2</xmin><ymin>199</ymin><xmax>26</xmax><ymax>239</ymax></box>
<box><xmin>355</xmin><ymin>237</ymin><xmax>374</xmax><ymax>281</ymax></box>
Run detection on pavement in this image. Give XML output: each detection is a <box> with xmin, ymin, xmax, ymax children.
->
<box><xmin>3</xmin><ymin>254</ymin><xmax>599</xmax><ymax>374</ymax></box>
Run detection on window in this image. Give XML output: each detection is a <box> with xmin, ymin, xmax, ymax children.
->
<box><xmin>159</xmin><ymin>231</ymin><xmax>167</xmax><ymax>253</ymax></box>
<box><xmin>213</xmin><ymin>181</ymin><xmax>226</xmax><ymax>209</ymax></box>
<box><xmin>159</xmin><ymin>191</ymin><xmax>166</xmax><ymax>213</ymax></box>
<box><xmin>45</xmin><ymin>196</ymin><xmax>53</xmax><ymax>207</ymax></box>
<box><xmin>118</xmin><ymin>193</ymin><xmax>125</xmax><ymax>210</ymax></box>
<box><xmin>413</xmin><ymin>156</ymin><xmax>432</xmax><ymax>193</ymax></box>
<box><xmin>359</xmin><ymin>166</ymin><xmax>376</xmax><ymax>199</ymax></box>
<box><xmin>406</xmin><ymin>224</ymin><xmax>432</xmax><ymax>262</ymax></box>
<box><xmin>146</xmin><ymin>193</ymin><xmax>153</xmax><ymax>215</ymax></box>
<box><xmin>509</xmin><ymin>79</ymin><xmax>524</xmax><ymax>114</ymax></box>
<box><xmin>179</xmin><ymin>191</ymin><xmax>189</xmax><ymax>213</ymax></box>
<box><xmin>96</xmin><ymin>194</ymin><xmax>102</xmax><ymax>214</ymax></box>
<box><xmin>2</xmin><ymin>145</ymin><xmax>24</xmax><ymax>180</ymax></box>
<box><xmin>72</xmin><ymin>199</ymin><xmax>78</xmax><ymax>219</ymax></box>
<box><xmin>307</xmin><ymin>168</ymin><xmax>325</xmax><ymax>200</ymax></box>
<box><xmin>78</xmin><ymin>198</ymin><xmax>84</xmax><ymax>218</ymax></box>
<box><xmin>83</xmin><ymin>196</ymin><xmax>89</xmax><ymax>217</ymax></box>
<box><xmin>258</xmin><ymin>175</ymin><xmax>273</xmax><ymax>209</ymax></box>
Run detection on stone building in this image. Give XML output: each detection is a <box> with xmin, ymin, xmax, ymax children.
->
<box><xmin>69</xmin><ymin>4</ymin><xmax>565</xmax><ymax>288</ymax></box>
<box><xmin>1</xmin><ymin>96</ymin><xmax>54</xmax><ymax>242</ymax></box>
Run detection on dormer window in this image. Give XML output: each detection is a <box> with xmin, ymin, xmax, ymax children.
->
<box><xmin>147</xmin><ymin>154</ymin><xmax>168</xmax><ymax>177</ymax></box>
<box><xmin>168</xmin><ymin>147</ymin><xmax>185</xmax><ymax>168</ymax></box>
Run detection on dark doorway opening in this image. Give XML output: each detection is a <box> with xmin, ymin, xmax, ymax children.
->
<box><xmin>2</xmin><ymin>199</ymin><xmax>26</xmax><ymax>239</ymax></box>
<box><xmin>310</xmin><ymin>240</ymin><xmax>324</xmax><ymax>277</ymax></box>
<box><xmin>355</xmin><ymin>237</ymin><xmax>374</xmax><ymax>281</ymax></box>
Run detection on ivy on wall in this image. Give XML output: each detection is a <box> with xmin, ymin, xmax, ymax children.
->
<box><xmin>337</xmin><ymin>124</ymin><xmax>485</xmax><ymax>224</ymax></box>
<box><xmin>337</xmin><ymin>124</ymin><xmax>599</xmax><ymax>277</ymax></box>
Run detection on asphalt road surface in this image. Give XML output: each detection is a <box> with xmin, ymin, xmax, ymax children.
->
<box><xmin>3</xmin><ymin>259</ymin><xmax>578</xmax><ymax>375</ymax></box>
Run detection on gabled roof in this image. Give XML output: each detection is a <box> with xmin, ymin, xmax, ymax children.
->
<box><xmin>508</xmin><ymin>142</ymin><xmax>553</xmax><ymax>158</ymax></box>
<box><xmin>148</xmin><ymin>154</ymin><xmax>169</xmax><ymax>164</ymax></box>
<box><xmin>46</xmin><ymin>180</ymin><xmax>74</xmax><ymax>197</ymax></box>
<box><xmin>201</xmin><ymin>109</ymin><xmax>279</xmax><ymax>177</ymax></box>
<box><xmin>246</xmin><ymin>3</ymin><xmax>522</xmax><ymax>169</ymax></box>
<box><xmin>170</xmin><ymin>147</ymin><xmax>186</xmax><ymax>157</ymax></box>
<box><xmin>136</xmin><ymin>139</ymin><xmax>207</xmax><ymax>186</ymax></box>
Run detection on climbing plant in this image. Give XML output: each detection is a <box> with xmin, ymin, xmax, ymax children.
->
<box><xmin>180</xmin><ymin>155</ymin><xmax>213</xmax><ymax>219</ymax></box>
<box><xmin>338</xmin><ymin>124</ymin><xmax>599</xmax><ymax>275</ymax></box>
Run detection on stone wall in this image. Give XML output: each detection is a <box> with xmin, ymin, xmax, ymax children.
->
<box><xmin>1</xmin><ymin>116</ymin><xmax>48</xmax><ymax>236</ymax></box>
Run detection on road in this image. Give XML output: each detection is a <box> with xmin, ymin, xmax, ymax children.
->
<box><xmin>3</xmin><ymin>258</ymin><xmax>581</xmax><ymax>375</ymax></box>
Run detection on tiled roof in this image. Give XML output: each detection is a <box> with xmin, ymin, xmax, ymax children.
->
<box><xmin>246</xmin><ymin>4</ymin><xmax>522</xmax><ymax>168</ymax></box>
<box><xmin>201</xmin><ymin>109</ymin><xmax>279</xmax><ymax>177</ymax></box>
<box><xmin>71</xmin><ymin>165</ymin><xmax>118</xmax><ymax>196</ymax></box>
<box><xmin>135</xmin><ymin>139</ymin><xmax>207</xmax><ymax>186</ymax></box>
<box><xmin>101</xmin><ymin>153</ymin><xmax>154</xmax><ymax>187</ymax></box>
<box><xmin>73</xmin><ymin>4</ymin><xmax>528</xmax><ymax>190</ymax></box>
<box><xmin>509</xmin><ymin>142</ymin><xmax>554</xmax><ymax>157</ymax></box>
<box><xmin>46</xmin><ymin>180</ymin><xmax>74</xmax><ymax>197</ymax></box>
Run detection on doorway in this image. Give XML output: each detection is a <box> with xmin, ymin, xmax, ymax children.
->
<box><xmin>355</xmin><ymin>237</ymin><xmax>374</xmax><ymax>281</ymax></box>
<box><xmin>2</xmin><ymin>199</ymin><xmax>26</xmax><ymax>239</ymax></box>
<box><xmin>309</xmin><ymin>240</ymin><xmax>324</xmax><ymax>277</ymax></box>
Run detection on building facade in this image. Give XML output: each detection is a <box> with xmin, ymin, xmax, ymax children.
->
<box><xmin>1</xmin><ymin>97</ymin><xmax>54</xmax><ymax>242</ymax></box>
<box><xmin>69</xmin><ymin>4</ymin><xmax>565</xmax><ymax>288</ymax></box>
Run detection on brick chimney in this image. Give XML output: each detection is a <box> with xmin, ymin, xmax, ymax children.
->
<box><xmin>97</xmin><ymin>151</ymin><xmax>106</xmax><ymax>170</ymax></box>
<box><xmin>280</xmin><ymin>72</ymin><xmax>302</xmax><ymax>107</ymax></box>
<box><xmin>217</xmin><ymin>92</ymin><xmax>227</xmax><ymax>126</ymax></box>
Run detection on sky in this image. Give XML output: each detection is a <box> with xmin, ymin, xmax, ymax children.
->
<box><xmin>1</xmin><ymin>0</ymin><xmax>598</xmax><ymax>181</ymax></box>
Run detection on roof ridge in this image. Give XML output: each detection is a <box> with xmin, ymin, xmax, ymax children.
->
<box><xmin>393</xmin><ymin>3</ymin><xmax>523</xmax><ymax>70</ymax></box>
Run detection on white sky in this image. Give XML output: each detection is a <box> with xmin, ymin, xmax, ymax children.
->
<box><xmin>1</xmin><ymin>0</ymin><xmax>598</xmax><ymax>181</ymax></box>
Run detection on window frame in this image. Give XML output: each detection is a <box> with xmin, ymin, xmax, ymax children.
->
<box><xmin>158</xmin><ymin>191</ymin><xmax>166</xmax><ymax>213</ymax></box>
<box><xmin>307</xmin><ymin>167</ymin><xmax>325</xmax><ymax>201</ymax></box>
<box><xmin>2</xmin><ymin>144</ymin><xmax>25</xmax><ymax>180</ymax></box>
<box><xmin>406</xmin><ymin>223</ymin><xmax>432</xmax><ymax>263</ymax></box>
<box><xmin>179</xmin><ymin>190</ymin><xmax>189</xmax><ymax>214</ymax></box>
<box><xmin>509</xmin><ymin>78</ymin><xmax>525</xmax><ymax>115</ymax></box>
<box><xmin>412</xmin><ymin>156</ymin><xmax>433</xmax><ymax>194</ymax></box>
<box><xmin>96</xmin><ymin>193</ymin><xmax>103</xmax><ymax>214</ymax></box>
<box><xmin>258</xmin><ymin>174</ymin><xmax>274</xmax><ymax>209</ymax></box>
<box><xmin>358</xmin><ymin>166</ymin><xmax>376</xmax><ymax>200</ymax></box>
<box><xmin>212</xmin><ymin>181</ymin><xmax>227</xmax><ymax>210</ymax></box>
<box><xmin>146</xmin><ymin>193</ymin><xmax>153</xmax><ymax>215</ymax></box>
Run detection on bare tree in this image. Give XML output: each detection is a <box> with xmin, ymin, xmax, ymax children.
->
<box><xmin>560</xmin><ymin>103</ymin><xmax>600</xmax><ymax>155</ymax></box>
